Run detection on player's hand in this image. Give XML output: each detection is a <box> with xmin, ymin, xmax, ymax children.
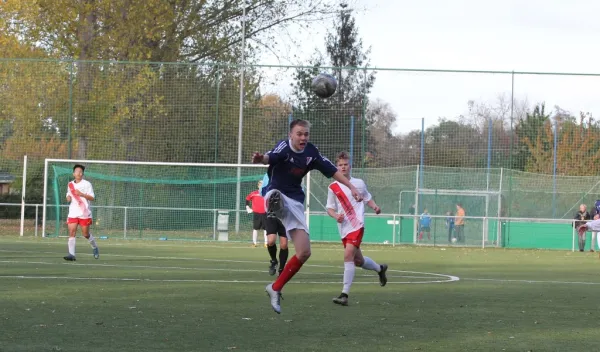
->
<box><xmin>75</xmin><ymin>190</ymin><xmax>85</xmax><ymax>197</ymax></box>
<box><xmin>335</xmin><ymin>213</ymin><xmax>344</xmax><ymax>223</ymax></box>
<box><xmin>251</xmin><ymin>152</ymin><xmax>264</xmax><ymax>164</ymax></box>
<box><xmin>350</xmin><ymin>186</ymin><xmax>362</xmax><ymax>202</ymax></box>
<box><xmin>594</xmin><ymin>214</ymin><xmax>599</xmax><ymax>220</ymax></box>
<box><xmin>373</xmin><ymin>205</ymin><xmax>381</xmax><ymax>215</ymax></box>
<box><xmin>246</xmin><ymin>206</ymin><xmax>253</xmax><ymax>214</ymax></box>
<box><xmin>66</xmin><ymin>196</ymin><xmax>72</xmax><ymax>202</ymax></box>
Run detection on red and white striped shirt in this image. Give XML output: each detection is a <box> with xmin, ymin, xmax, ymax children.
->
<box><xmin>326</xmin><ymin>177</ymin><xmax>372</xmax><ymax>238</ymax></box>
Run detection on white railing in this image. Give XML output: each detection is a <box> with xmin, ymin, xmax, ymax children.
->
<box><xmin>1</xmin><ymin>204</ymin><xmax>586</xmax><ymax>251</ymax></box>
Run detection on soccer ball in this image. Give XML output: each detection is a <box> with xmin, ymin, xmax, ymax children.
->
<box><xmin>311</xmin><ymin>73</ymin><xmax>337</xmax><ymax>98</ymax></box>
<box><xmin>451</xmin><ymin>237</ymin><xmax>457</xmax><ymax>244</ymax></box>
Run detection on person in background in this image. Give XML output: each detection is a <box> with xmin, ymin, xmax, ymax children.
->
<box><xmin>245</xmin><ymin>180</ymin><xmax>267</xmax><ymax>247</ymax></box>
<box><xmin>454</xmin><ymin>203</ymin><xmax>466</xmax><ymax>244</ymax></box>
<box><xmin>574</xmin><ymin>204</ymin><xmax>591</xmax><ymax>252</ymax></box>
<box><xmin>418</xmin><ymin>208</ymin><xmax>432</xmax><ymax>242</ymax></box>
<box><xmin>445</xmin><ymin>211</ymin><xmax>455</xmax><ymax>243</ymax></box>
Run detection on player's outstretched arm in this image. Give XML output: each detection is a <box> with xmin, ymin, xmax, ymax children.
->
<box><xmin>252</xmin><ymin>152</ymin><xmax>269</xmax><ymax>164</ymax></box>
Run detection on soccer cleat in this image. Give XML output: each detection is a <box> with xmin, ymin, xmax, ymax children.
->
<box><xmin>266</xmin><ymin>190</ymin><xmax>284</xmax><ymax>219</ymax></box>
<box><xmin>378</xmin><ymin>264</ymin><xmax>388</xmax><ymax>287</ymax></box>
<box><xmin>268</xmin><ymin>260</ymin><xmax>278</xmax><ymax>276</ymax></box>
<box><xmin>63</xmin><ymin>254</ymin><xmax>76</xmax><ymax>262</ymax></box>
<box><xmin>93</xmin><ymin>247</ymin><xmax>99</xmax><ymax>259</ymax></box>
<box><xmin>333</xmin><ymin>293</ymin><xmax>349</xmax><ymax>306</ymax></box>
<box><xmin>265</xmin><ymin>283</ymin><xmax>282</xmax><ymax>314</ymax></box>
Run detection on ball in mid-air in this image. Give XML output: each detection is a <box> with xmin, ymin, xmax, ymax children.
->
<box><xmin>451</xmin><ymin>237</ymin><xmax>457</xmax><ymax>244</ymax></box>
<box><xmin>312</xmin><ymin>73</ymin><xmax>337</xmax><ymax>99</ymax></box>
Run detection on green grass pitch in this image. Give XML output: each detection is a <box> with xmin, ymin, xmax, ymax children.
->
<box><xmin>1</xmin><ymin>237</ymin><xmax>599</xmax><ymax>351</ymax></box>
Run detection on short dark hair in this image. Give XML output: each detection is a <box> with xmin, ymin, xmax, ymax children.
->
<box><xmin>73</xmin><ymin>164</ymin><xmax>85</xmax><ymax>173</ymax></box>
<box><xmin>289</xmin><ymin>119</ymin><xmax>311</xmax><ymax>131</ymax></box>
<box><xmin>336</xmin><ymin>151</ymin><xmax>350</xmax><ymax>163</ymax></box>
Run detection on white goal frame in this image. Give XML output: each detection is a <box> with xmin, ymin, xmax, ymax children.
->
<box><xmin>42</xmin><ymin>159</ymin><xmax>273</xmax><ymax>238</ymax></box>
<box><xmin>400</xmin><ymin>188</ymin><xmax>502</xmax><ymax>244</ymax></box>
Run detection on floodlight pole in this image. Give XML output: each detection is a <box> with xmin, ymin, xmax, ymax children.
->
<box><xmin>552</xmin><ymin>119</ymin><xmax>558</xmax><ymax>218</ymax></box>
<box><xmin>234</xmin><ymin>3</ymin><xmax>247</xmax><ymax>233</ymax></box>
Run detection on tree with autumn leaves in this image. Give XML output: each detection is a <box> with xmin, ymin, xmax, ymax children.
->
<box><xmin>1</xmin><ymin>0</ymin><xmax>599</xmax><ymax>210</ymax></box>
<box><xmin>519</xmin><ymin>106</ymin><xmax>600</xmax><ymax>176</ymax></box>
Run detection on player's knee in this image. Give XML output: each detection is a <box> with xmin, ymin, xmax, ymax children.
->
<box><xmin>280</xmin><ymin>243</ymin><xmax>288</xmax><ymax>250</ymax></box>
<box><xmin>296</xmin><ymin>249</ymin><xmax>311</xmax><ymax>262</ymax></box>
<box><xmin>267</xmin><ymin>236</ymin><xmax>276</xmax><ymax>246</ymax></box>
<box><xmin>354</xmin><ymin>258</ymin><xmax>364</xmax><ymax>267</ymax></box>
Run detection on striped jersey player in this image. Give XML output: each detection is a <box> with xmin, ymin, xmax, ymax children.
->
<box><xmin>326</xmin><ymin>152</ymin><xmax>388</xmax><ymax>306</ymax></box>
<box><xmin>64</xmin><ymin>164</ymin><xmax>99</xmax><ymax>261</ymax></box>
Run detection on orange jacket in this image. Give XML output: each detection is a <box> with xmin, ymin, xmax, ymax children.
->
<box><xmin>455</xmin><ymin>208</ymin><xmax>465</xmax><ymax>225</ymax></box>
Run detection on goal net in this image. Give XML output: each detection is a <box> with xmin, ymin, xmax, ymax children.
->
<box><xmin>400</xmin><ymin>188</ymin><xmax>502</xmax><ymax>245</ymax></box>
<box><xmin>43</xmin><ymin>159</ymin><xmax>267</xmax><ymax>240</ymax></box>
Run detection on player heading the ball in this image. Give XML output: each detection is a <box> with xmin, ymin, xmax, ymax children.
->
<box><xmin>252</xmin><ymin>118</ymin><xmax>362</xmax><ymax>314</ymax></box>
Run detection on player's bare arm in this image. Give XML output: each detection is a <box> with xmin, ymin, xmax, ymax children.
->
<box><xmin>326</xmin><ymin>207</ymin><xmax>345</xmax><ymax>223</ymax></box>
<box><xmin>252</xmin><ymin>152</ymin><xmax>269</xmax><ymax>165</ymax></box>
<box><xmin>367</xmin><ymin>199</ymin><xmax>381</xmax><ymax>214</ymax></box>
<box><xmin>75</xmin><ymin>189</ymin><xmax>95</xmax><ymax>201</ymax></box>
<box><xmin>332</xmin><ymin>171</ymin><xmax>362</xmax><ymax>202</ymax></box>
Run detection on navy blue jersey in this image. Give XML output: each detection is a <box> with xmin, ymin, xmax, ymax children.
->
<box><xmin>261</xmin><ymin>139</ymin><xmax>337</xmax><ymax>203</ymax></box>
<box><xmin>595</xmin><ymin>200</ymin><xmax>600</xmax><ymax>215</ymax></box>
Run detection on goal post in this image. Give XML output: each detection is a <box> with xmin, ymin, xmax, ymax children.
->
<box><xmin>401</xmin><ymin>188</ymin><xmax>502</xmax><ymax>246</ymax></box>
<box><xmin>42</xmin><ymin>159</ymin><xmax>268</xmax><ymax>240</ymax></box>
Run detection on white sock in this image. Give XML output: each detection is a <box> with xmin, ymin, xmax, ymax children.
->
<box><xmin>68</xmin><ymin>237</ymin><xmax>76</xmax><ymax>256</ymax></box>
<box><xmin>361</xmin><ymin>256</ymin><xmax>380</xmax><ymax>272</ymax></box>
<box><xmin>252</xmin><ymin>230</ymin><xmax>258</xmax><ymax>245</ymax></box>
<box><xmin>88</xmin><ymin>234</ymin><xmax>98</xmax><ymax>249</ymax></box>
<box><xmin>596</xmin><ymin>232</ymin><xmax>600</xmax><ymax>250</ymax></box>
<box><xmin>342</xmin><ymin>261</ymin><xmax>355</xmax><ymax>294</ymax></box>
<box><xmin>263</xmin><ymin>231</ymin><xmax>268</xmax><ymax>244</ymax></box>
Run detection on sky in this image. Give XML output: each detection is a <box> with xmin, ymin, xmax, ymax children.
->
<box><xmin>258</xmin><ymin>0</ymin><xmax>600</xmax><ymax>134</ymax></box>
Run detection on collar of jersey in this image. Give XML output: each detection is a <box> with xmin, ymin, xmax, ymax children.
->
<box><xmin>288</xmin><ymin>139</ymin><xmax>305</xmax><ymax>153</ymax></box>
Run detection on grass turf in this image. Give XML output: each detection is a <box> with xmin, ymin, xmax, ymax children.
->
<box><xmin>1</xmin><ymin>237</ymin><xmax>599</xmax><ymax>352</ymax></box>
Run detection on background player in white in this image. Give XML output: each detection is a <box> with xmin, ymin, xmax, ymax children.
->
<box><xmin>64</xmin><ymin>164</ymin><xmax>99</xmax><ymax>261</ymax></box>
<box><xmin>252</xmin><ymin>119</ymin><xmax>362</xmax><ymax>314</ymax></box>
<box><xmin>326</xmin><ymin>151</ymin><xmax>388</xmax><ymax>306</ymax></box>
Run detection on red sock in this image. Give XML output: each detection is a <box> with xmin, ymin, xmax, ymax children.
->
<box><xmin>272</xmin><ymin>255</ymin><xmax>303</xmax><ymax>291</ymax></box>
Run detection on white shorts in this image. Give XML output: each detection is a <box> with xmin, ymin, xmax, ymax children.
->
<box><xmin>264</xmin><ymin>189</ymin><xmax>308</xmax><ymax>239</ymax></box>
